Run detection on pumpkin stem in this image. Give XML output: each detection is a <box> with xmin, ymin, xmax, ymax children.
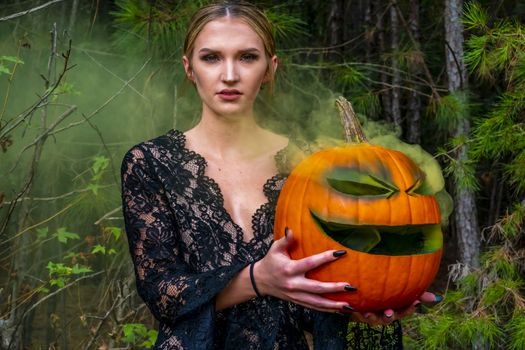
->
<box><xmin>335</xmin><ymin>96</ymin><xmax>368</xmax><ymax>144</ymax></box>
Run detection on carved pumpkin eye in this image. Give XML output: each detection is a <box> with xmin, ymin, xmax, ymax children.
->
<box><xmin>407</xmin><ymin>175</ymin><xmax>433</xmax><ymax>196</ymax></box>
<box><xmin>325</xmin><ymin>167</ymin><xmax>399</xmax><ymax>198</ymax></box>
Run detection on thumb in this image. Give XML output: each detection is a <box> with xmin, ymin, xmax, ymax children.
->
<box><xmin>274</xmin><ymin>227</ymin><xmax>294</xmax><ymax>251</ymax></box>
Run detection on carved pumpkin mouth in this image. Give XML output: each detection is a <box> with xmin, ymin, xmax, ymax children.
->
<box><xmin>310</xmin><ymin>210</ymin><xmax>442</xmax><ymax>256</ymax></box>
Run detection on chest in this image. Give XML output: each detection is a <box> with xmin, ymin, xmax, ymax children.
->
<box><xmin>204</xmin><ymin>156</ymin><xmax>278</xmax><ymax>241</ymax></box>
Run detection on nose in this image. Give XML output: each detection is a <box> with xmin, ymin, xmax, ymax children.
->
<box><xmin>221</xmin><ymin>60</ymin><xmax>239</xmax><ymax>83</ymax></box>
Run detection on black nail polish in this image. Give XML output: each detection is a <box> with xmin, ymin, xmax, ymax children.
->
<box><xmin>284</xmin><ymin>227</ymin><xmax>288</xmax><ymax>237</ymax></box>
<box><xmin>333</xmin><ymin>250</ymin><xmax>347</xmax><ymax>257</ymax></box>
<box><xmin>434</xmin><ymin>294</ymin><xmax>443</xmax><ymax>302</ymax></box>
<box><xmin>335</xmin><ymin>311</ymin><xmax>346</xmax><ymax>317</ymax></box>
<box><xmin>342</xmin><ymin>305</ymin><xmax>354</xmax><ymax>311</ymax></box>
<box><xmin>344</xmin><ymin>285</ymin><xmax>357</xmax><ymax>292</ymax></box>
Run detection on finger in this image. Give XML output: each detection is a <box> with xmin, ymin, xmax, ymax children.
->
<box><xmin>293</xmin><ymin>301</ymin><xmax>342</xmax><ymax>314</ymax></box>
<box><xmin>292</xmin><ymin>278</ymin><xmax>356</xmax><ymax>295</ymax></box>
<box><xmin>394</xmin><ymin>302</ymin><xmax>417</xmax><ymax>319</ymax></box>
<box><xmin>293</xmin><ymin>249</ymin><xmax>348</xmax><ymax>274</ymax></box>
<box><xmin>419</xmin><ymin>292</ymin><xmax>444</xmax><ymax>304</ymax></box>
<box><xmin>272</xmin><ymin>227</ymin><xmax>294</xmax><ymax>252</ymax></box>
<box><xmin>381</xmin><ymin>309</ymin><xmax>395</xmax><ymax>324</ymax></box>
<box><xmin>419</xmin><ymin>291</ymin><xmax>438</xmax><ymax>303</ymax></box>
<box><xmin>288</xmin><ymin>291</ymin><xmax>350</xmax><ymax>312</ymax></box>
<box><xmin>360</xmin><ymin>312</ymin><xmax>383</xmax><ymax>327</ymax></box>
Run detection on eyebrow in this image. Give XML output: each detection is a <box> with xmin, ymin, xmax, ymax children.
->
<box><xmin>197</xmin><ymin>47</ymin><xmax>262</xmax><ymax>54</ymax></box>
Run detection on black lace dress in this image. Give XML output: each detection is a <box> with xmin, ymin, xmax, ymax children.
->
<box><xmin>121</xmin><ymin>129</ymin><xmax>402</xmax><ymax>349</ymax></box>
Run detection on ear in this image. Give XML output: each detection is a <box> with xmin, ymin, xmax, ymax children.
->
<box><xmin>263</xmin><ymin>55</ymin><xmax>278</xmax><ymax>83</ymax></box>
<box><xmin>182</xmin><ymin>55</ymin><xmax>194</xmax><ymax>81</ymax></box>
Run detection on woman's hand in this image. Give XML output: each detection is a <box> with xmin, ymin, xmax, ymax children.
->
<box><xmin>349</xmin><ymin>292</ymin><xmax>443</xmax><ymax>326</ymax></box>
<box><xmin>253</xmin><ymin>228</ymin><xmax>357</xmax><ymax>313</ymax></box>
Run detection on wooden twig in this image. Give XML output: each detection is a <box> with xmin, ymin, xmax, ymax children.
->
<box><xmin>94</xmin><ymin>206</ymin><xmax>122</xmax><ymax>226</ymax></box>
<box><xmin>0</xmin><ymin>0</ymin><xmax>66</xmax><ymax>22</ymax></box>
<box><xmin>0</xmin><ymin>42</ymin><xmax>74</xmax><ymax>140</ymax></box>
<box><xmin>48</xmin><ymin>58</ymin><xmax>151</xmax><ymax>136</ymax></box>
<box><xmin>81</xmin><ymin>113</ymin><xmax>119</xmax><ymax>185</ymax></box>
<box><xmin>7</xmin><ymin>271</ymin><xmax>104</xmax><ymax>349</ymax></box>
<box><xmin>82</xmin><ymin>50</ymin><xmax>149</xmax><ymax>100</ymax></box>
<box><xmin>83</xmin><ymin>283</ymin><xmax>134</xmax><ymax>350</ymax></box>
<box><xmin>2</xmin><ymin>184</ymin><xmax>113</xmax><ymax>206</ymax></box>
<box><xmin>8</xmin><ymin>105</ymin><xmax>77</xmax><ymax>173</ymax></box>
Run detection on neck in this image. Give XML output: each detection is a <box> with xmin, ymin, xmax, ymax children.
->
<box><xmin>189</xmin><ymin>109</ymin><xmax>265</xmax><ymax>161</ymax></box>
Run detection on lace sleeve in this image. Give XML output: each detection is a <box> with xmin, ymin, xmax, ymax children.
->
<box><xmin>121</xmin><ymin>146</ymin><xmax>245</xmax><ymax>326</ymax></box>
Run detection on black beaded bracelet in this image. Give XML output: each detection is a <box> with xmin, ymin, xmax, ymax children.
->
<box><xmin>249</xmin><ymin>261</ymin><xmax>262</xmax><ymax>298</ymax></box>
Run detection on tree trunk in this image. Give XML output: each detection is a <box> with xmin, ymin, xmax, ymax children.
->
<box><xmin>327</xmin><ymin>0</ymin><xmax>344</xmax><ymax>62</ymax></box>
<box><xmin>364</xmin><ymin>0</ymin><xmax>373</xmax><ymax>63</ymax></box>
<box><xmin>68</xmin><ymin>0</ymin><xmax>79</xmax><ymax>36</ymax></box>
<box><xmin>375</xmin><ymin>0</ymin><xmax>392</xmax><ymax>122</ymax></box>
<box><xmin>3</xmin><ymin>23</ymin><xmax>59</xmax><ymax>350</ymax></box>
<box><xmin>444</xmin><ymin>0</ymin><xmax>480</xmax><ymax>269</ymax></box>
<box><xmin>407</xmin><ymin>0</ymin><xmax>421</xmax><ymax>144</ymax></box>
<box><xmin>390</xmin><ymin>1</ymin><xmax>402</xmax><ymax>128</ymax></box>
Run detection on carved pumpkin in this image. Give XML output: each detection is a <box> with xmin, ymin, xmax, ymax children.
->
<box><xmin>274</xmin><ymin>98</ymin><xmax>443</xmax><ymax>312</ymax></box>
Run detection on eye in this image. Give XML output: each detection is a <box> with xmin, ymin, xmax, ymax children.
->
<box><xmin>240</xmin><ymin>53</ymin><xmax>259</xmax><ymax>62</ymax></box>
<box><xmin>200</xmin><ymin>54</ymin><xmax>220</xmax><ymax>63</ymax></box>
<box><xmin>406</xmin><ymin>175</ymin><xmax>433</xmax><ymax>196</ymax></box>
<box><xmin>325</xmin><ymin>168</ymin><xmax>399</xmax><ymax>198</ymax></box>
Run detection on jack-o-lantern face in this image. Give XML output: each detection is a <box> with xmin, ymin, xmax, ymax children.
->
<box><xmin>274</xmin><ymin>144</ymin><xmax>443</xmax><ymax>312</ymax></box>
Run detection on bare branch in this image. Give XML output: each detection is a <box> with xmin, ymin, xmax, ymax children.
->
<box><xmin>0</xmin><ymin>0</ymin><xmax>66</xmax><ymax>22</ymax></box>
<box><xmin>48</xmin><ymin>58</ymin><xmax>151</xmax><ymax>136</ymax></box>
<box><xmin>81</xmin><ymin>113</ymin><xmax>119</xmax><ymax>184</ymax></box>
<box><xmin>83</xmin><ymin>286</ymin><xmax>134</xmax><ymax>350</ymax></box>
<box><xmin>94</xmin><ymin>206</ymin><xmax>122</xmax><ymax>226</ymax></box>
<box><xmin>2</xmin><ymin>184</ymin><xmax>113</xmax><ymax>205</ymax></box>
<box><xmin>0</xmin><ymin>42</ymin><xmax>74</xmax><ymax>140</ymax></box>
<box><xmin>8</xmin><ymin>105</ymin><xmax>77</xmax><ymax>173</ymax></box>
<box><xmin>82</xmin><ymin>50</ymin><xmax>149</xmax><ymax>100</ymax></box>
<box><xmin>6</xmin><ymin>271</ymin><xmax>104</xmax><ymax>349</ymax></box>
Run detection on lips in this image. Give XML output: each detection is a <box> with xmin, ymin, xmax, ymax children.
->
<box><xmin>217</xmin><ymin>89</ymin><xmax>242</xmax><ymax>101</ymax></box>
<box><xmin>310</xmin><ymin>210</ymin><xmax>442</xmax><ymax>256</ymax></box>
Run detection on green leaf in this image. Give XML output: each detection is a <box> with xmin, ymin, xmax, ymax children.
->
<box><xmin>87</xmin><ymin>184</ymin><xmax>100</xmax><ymax>195</ymax></box>
<box><xmin>53</xmin><ymin>227</ymin><xmax>80</xmax><ymax>243</ymax></box>
<box><xmin>36</xmin><ymin>286</ymin><xmax>50</xmax><ymax>294</ymax></box>
<box><xmin>63</xmin><ymin>252</ymin><xmax>80</xmax><ymax>260</ymax></box>
<box><xmin>108</xmin><ymin>248</ymin><xmax>117</xmax><ymax>255</ymax></box>
<box><xmin>50</xmin><ymin>277</ymin><xmax>66</xmax><ymax>288</ymax></box>
<box><xmin>36</xmin><ymin>227</ymin><xmax>49</xmax><ymax>239</ymax></box>
<box><xmin>92</xmin><ymin>244</ymin><xmax>106</xmax><ymax>255</ymax></box>
<box><xmin>141</xmin><ymin>329</ymin><xmax>159</xmax><ymax>348</ymax></box>
<box><xmin>0</xmin><ymin>55</ymin><xmax>24</xmax><ymax>64</ymax></box>
<box><xmin>92</xmin><ymin>156</ymin><xmax>109</xmax><ymax>176</ymax></box>
<box><xmin>122</xmin><ymin>323</ymin><xmax>148</xmax><ymax>343</ymax></box>
<box><xmin>71</xmin><ymin>264</ymin><xmax>92</xmax><ymax>274</ymax></box>
<box><xmin>54</xmin><ymin>82</ymin><xmax>80</xmax><ymax>96</ymax></box>
<box><xmin>0</xmin><ymin>64</ymin><xmax>11</xmax><ymax>75</ymax></box>
<box><xmin>47</xmin><ymin>262</ymin><xmax>72</xmax><ymax>276</ymax></box>
<box><xmin>107</xmin><ymin>227</ymin><xmax>122</xmax><ymax>240</ymax></box>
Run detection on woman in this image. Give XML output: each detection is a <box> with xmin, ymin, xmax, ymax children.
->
<box><xmin>121</xmin><ymin>2</ymin><xmax>438</xmax><ymax>349</ymax></box>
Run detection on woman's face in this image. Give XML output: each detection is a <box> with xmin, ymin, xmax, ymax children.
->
<box><xmin>183</xmin><ymin>17</ymin><xmax>277</xmax><ymax>119</ymax></box>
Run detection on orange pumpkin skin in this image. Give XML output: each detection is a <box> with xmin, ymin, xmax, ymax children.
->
<box><xmin>274</xmin><ymin>144</ymin><xmax>443</xmax><ymax>312</ymax></box>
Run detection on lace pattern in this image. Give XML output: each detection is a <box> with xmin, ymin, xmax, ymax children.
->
<box><xmin>121</xmin><ymin>129</ymin><xmax>402</xmax><ymax>349</ymax></box>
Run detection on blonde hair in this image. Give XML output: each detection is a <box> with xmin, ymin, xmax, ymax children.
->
<box><xmin>183</xmin><ymin>1</ymin><xmax>276</xmax><ymax>93</ymax></box>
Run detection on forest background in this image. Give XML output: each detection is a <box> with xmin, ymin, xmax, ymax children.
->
<box><xmin>0</xmin><ymin>0</ymin><xmax>524</xmax><ymax>349</ymax></box>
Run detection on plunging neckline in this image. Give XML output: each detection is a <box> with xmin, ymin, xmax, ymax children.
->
<box><xmin>173</xmin><ymin>129</ymin><xmax>288</xmax><ymax>246</ymax></box>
